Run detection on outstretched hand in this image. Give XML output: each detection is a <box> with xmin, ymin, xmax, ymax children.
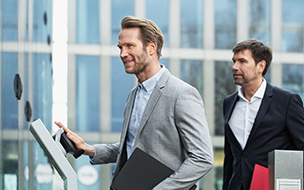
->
<box><xmin>54</xmin><ymin>121</ymin><xmax>95</xmax><ymax>157</ymax></box>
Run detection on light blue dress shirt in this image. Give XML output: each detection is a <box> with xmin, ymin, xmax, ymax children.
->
<box><xmin>126</xmin><ymin>65</ymin><xmax>166</xmax><ymax>158</ymax></box>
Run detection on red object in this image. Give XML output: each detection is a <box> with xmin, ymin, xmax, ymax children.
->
<box><xmin>250</xmin><ymin>164</ymin><xmax>268</xmax><ymax>190</ymax></box>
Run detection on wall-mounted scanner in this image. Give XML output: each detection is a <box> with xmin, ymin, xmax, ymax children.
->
<box><xmin>29</xmin><ymin>118</ymin><xmax>83</xmax><ymax>190</ymax></box>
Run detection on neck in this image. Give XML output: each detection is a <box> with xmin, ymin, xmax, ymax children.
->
<box><xmin>241</xmin><ymin>79</ymin><xmax>263</xmax><ymax>101</ymax></box>
<box><xmin>137</xmin><ymin>61</ymin><xmax>161</xmax><ymax>83</ymax></box>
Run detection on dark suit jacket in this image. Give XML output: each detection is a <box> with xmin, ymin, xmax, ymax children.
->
<box><xmin>223</xmin><ymin>83</ymin><xmax>304</xmax><ymax>190</ymax></box>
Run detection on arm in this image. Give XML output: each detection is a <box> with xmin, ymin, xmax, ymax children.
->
<box><xmin>223</xmin><ymin>134</ymin><xmax>233</xmax><ymax>190</ymax></box>
<box><xmin>153</xmin><ymin>88</ymin><xmax>214</xmax><ymax>190</ymax></box>
<box><xmin>54</xmin><ymin>121</ymin><xmax>119</xmax><ymax>164</ymax></box>
<box><xmin>286</xmin><ymin>93</ymin><xmax>304</xmax><ymax>149</ymax></box>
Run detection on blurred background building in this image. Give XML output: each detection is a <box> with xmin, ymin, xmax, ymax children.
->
<box><xmin>1</xmin><ymin>0</ymin><xmax>303</xmax><ymax>189</ymax></box>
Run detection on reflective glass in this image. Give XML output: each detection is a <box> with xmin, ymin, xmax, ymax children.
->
<box><xmin>33</xmin><ymin>0</ymin><xmax>52</xmax><ymax>42</ymax></box>
<box><xmin>76</xmin><ymin>146</ymin><xmax>100</xmax><ymax>189</ymax></box>
<box><xmin>146</xmin><ymin>0</ymin><xmax>169</xmax><ymax>47</ymax></box>
<box><xmin>215</xmin><ymin>0</ymin><xmax>237</xmax><ymax>49</ymax></box>
<box><xmin>24</xmin><ymin>53</ymin><xmax>29</xmax><ymax>129</ymax></box>
<box><xmin>76</xmin><ymin>55</ymin><xmax>100</xmax><ymax>132</ymax></box>
<box><xmin>33</xmin><ymin>142</ymin><xmax>53</xmax><ymax>189</ymax></box>
<box><xmin>111</xmin><ymin>0</ymin><xmax>134</xmax><ymax>45</ymax></box>
<box><xmin>1</xmin><ymin>53</ymin><xmax>18</xmax><ymax>129</ymax></box>
<box><xmin>33</xmin><ymin>53</ymin><xmax>53</xmax><ymax>129</ymax></box>
<box><xmin>2</xmin><ymin>0</ymin><xmax>18</xmax><ymax>41</ymax></box>
<box><xmin>2</xmin><ymin>141</ymin><xmax>18</xmax><ymax>190</ymax></box>
<box><xmin>180</xmin><ymin>0</ymin><xmax>203</xmax><ymax>48</ymax></box>
<box><xmin>214</xmin><ymin>61</ymin><xmax>235</xmax><ymax>135</ymax></box>
<box><xmin>281</xmin><ymin>0</ymin><xmax>304</xmax><ymax>52</ymax></box>
<box><xmin>76</xmin><ymin>0</ymin><xmax>100</xmax><ymax>44</ymax></box>
<box><xmin>23</xmin><ymin>141</ymin><xmax>29</xmax><ymax>190</ymax></box>
<box><xmin>249</xmin><ymin>0</ymin><xmax>271</xmax><ymax>43</ymax></box>
<box><xmin>180</xmin><ymin>60</ymin><xmax>203</xmax><ymax>97</ymax></box>
<box><xmin>111</xmin><ymin>57</ymin><xmax>134</xmax><ymax>132</ymax></box>
<box><xmin>282</xmin><ymin>64</ymin><xmax>304</xmax><ymax>100</ymax></box>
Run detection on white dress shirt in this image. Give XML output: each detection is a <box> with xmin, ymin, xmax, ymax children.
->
<box><xmin>228</xmin><ymin>79</ymin><xmax>267</xmax><ymax>150</ymax></box>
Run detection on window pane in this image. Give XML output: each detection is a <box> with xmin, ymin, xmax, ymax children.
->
<box><xmin>76</xmin><ymin>152</ymin><xmax>100</xmax><ymax>189</ymax></box>
<box><xmin>281</xmin><ymin>0</ymin><xmax>304</xmax><ymax>52</ymax></box>
<box><xmin>23</xmin><ymin>141</ymin><xmax>29</xmax><ymax>190</ymax></box>
<box><xmin>215</xmin><ymin>0</ymin><xmax>237</xmax><ymax>49</ymax></box>
<box><xmin>76</xmin><ymin>55</ymin><xmax>100</xmax><ymax>132</ymax></box>
<box><xmin>282</xmin><ymin>64</ymin><xmax>304</xmax><ymax>100</ymax></box>
<box><xmin>2</xmin><ymin>0</ymin><xmax>18</xmax><ymax>41</ymax></box>
<box><xmin>249</xmin><ymin>0</ymin><xmax>271</xmax><ymax>43</ymax></box>
<box><xmin>215</xmin><ymin>61</ymin><xmax>235</xmax><ymax>135</ymax></box>
<box><xmin>33</xmin><ymin>0</ymin><xmax>52</xmax><ymax>42</ymax></box>
<box><xmin>24</xmin><ymin>53</ymin><xmax>29</xmax><ymax>129</ymax></box>
<box><xmin>111</xmin><ymin>57</ymin><xmax>134</xmax><ymax>132</ymax></box>
<box><xmin>76</xmin><ymin>0</ymin><xmax>100</xmax><ymax>44</ymax></box>
<box><xmin>180</xmin><ymin>0</ymin><xmax>203</xmax><ymax>48</ymax></box>
<box><xmin>33</xmin><ymin>142</ymin><xmax>53</xmax><ymax>188</ymax></box>
<box><xmin>2</xmin><ymin>141</ymin><xmax>18</xmax><ymax>190</ymax></box>
<box><xmin>146</xmin><ymin>0</ymin><xmax>169</xmax><ymax>47</ymax></box>
<box><xmin>33</xmin><ymin>53</ymin><xmax>53</xmax><ymax>129</ymax></box>
<box><xmin>180</xmin><ymin>60</ymin><xmax>203</xmax><ymax>97</ymax></box>
<box><xmin>1</xmin><ymin>53</ymin><xmax>18</xmax><ymax>129</ymax></box>
<box><xmin>111</xmin><ymin>0</ymin><xmax>134</xmax><ymax>45</ymax></box>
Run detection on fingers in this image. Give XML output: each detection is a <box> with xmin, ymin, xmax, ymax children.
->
<box><xmin>54</xmin><ymin>121</ymin><xmax>71</xmax><ymax>133</ymax></box>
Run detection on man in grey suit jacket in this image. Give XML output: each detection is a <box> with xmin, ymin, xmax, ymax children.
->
<box><xmin>56</xmin><ymin>16</ymin><xmax>213</xmax><ymax>189</ymax></box>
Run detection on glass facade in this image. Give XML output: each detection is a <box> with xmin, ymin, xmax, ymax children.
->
<box><xmin>146</xmin><ymin>0</ymin><xmax>170</xmax><ymax>47</ymax></box>
<box><xmin>282</xmin><ymin>0</ymin><xmax>304</xmax><ymax>52</ymax></box>
<box><xmin>111</xmin><ymin>0</ymin><xmax>134</xmax><ymax>45</ymax></box>
<box><xmin>111</xmin><ymin>57</ymin><xmax>134</xmax><ymax>132</ymax></box>
<box><xmin>76</xmin><ymin>0</ymin><xmax>100</xmax><ymax>44</ymax></box>
<box><xmin>215</xmin><ymin>0</ymin><xmax>237</xmax><ymax>49</ymax></box>
<box><xmin>1</xmin><ymin>0</ymin><xmax>53</xmax><ymax>189</ymax></box>
<box><xmin>1</xmin><ymin>0</ymin><xmax>304</xmax><ymax>189</ymax></box>
<box><xmin>2</xmin><ymin>0</ymin><xmax>18</xmax><ymax>41</ymax></box>
<box><xmin>180</xmin><ymin>0</ymin><xmax>204</xmax><ymax>48</ymax></box>
<box><xmin>180</xmin><ymin>60</ymin><xmax>204</xmax><ymax>97</ymax></box>
<box><xmin>76</xmin><ymin>55</ymin><xmax>100</xmax><ymax>132</ymax></box>
<box><xmin>249</xmin><ymin>0</ymin><xmax>271</xmax><ymax>43</ymax></box>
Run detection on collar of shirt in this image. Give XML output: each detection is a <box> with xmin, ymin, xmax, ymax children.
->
<box><xmin>138</xmin><ymin>64</ymin><xmax>166</xmax><ymax>93</ymax></box>
<box><xmin>238</xmin><ymin>79</ymin><xmax>267</xmax><ymax>103</ymax></box>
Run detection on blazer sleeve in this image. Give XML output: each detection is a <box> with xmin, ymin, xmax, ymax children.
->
<box><xmin>286</xmin><ymin>93</ymin><xmax>304</xmax><ymax>149</ymax></box>
<box><xmin>153</xmin><ymin>86</ymin><xmax>214</xmax><ymax>190</ymax></box>
<box><xmin>90</xmin><ymin>142</ymin><xmax>120</xmax><ymax>165</ymax></box>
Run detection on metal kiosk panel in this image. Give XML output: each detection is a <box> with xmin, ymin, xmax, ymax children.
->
<box><xmin>29</xmin><ymin>118</ymin><xmax>78</xmax><ymax>190</ymax></box>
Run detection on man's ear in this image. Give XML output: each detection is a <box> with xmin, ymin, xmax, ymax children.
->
<box><xmin>258</xmin><ymin>60</ymin><xmax>266</xmax><ymax>74</ymax></box>
<box><xmin>147</xmin><ymin>41</ymin><xmax>157</xmax><ymax>56</ymax></box>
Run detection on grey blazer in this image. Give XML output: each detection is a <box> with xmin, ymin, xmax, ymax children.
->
<box><xmin>91</xmin><ymin>69</ymin><xmax>214</xmax><ymax>190</ymax></box>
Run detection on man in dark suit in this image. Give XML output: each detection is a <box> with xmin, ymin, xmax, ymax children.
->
<box><xmin>223</xmin><ymin>39</ymin><xmax>304</xmax><ymax>190</ymax></box>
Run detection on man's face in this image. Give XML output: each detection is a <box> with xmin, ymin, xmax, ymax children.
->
<box><xmin>232</xmin><ymin>49</ymin><xmax>262</xmax><ymax>87</ymax></box>
<box><xmin>117</xmin><ymin>27</ymin><xmax>151</xmax><ymax>75</ymax></box>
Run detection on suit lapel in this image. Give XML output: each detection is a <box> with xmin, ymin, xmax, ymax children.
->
<box><xmin>120</xmin><ymin>88</ymin><xmax>137</xmax><ymax>146</ymax></box>
<box><xmin>244</xmin><ymin>83</ymin><xmax>273</xmax><ymax>150</ymax></box>
<box><xmin>225</xmin><ymin>92</ymin><xmax>239</xmax><ymax>123</ymax></box>
<box><xmin>134</xmin><ymin>70</ymin><xmax>170</xmax><ymax>141</ymax></box>
<box><xmin>225</xmin><ymin>93</ymin><xmax>243</xmax><ymax>151</ymax></box>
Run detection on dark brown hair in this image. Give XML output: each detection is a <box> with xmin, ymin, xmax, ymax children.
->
<box><xmin>233</xmin><ymin>39</ymin><xmax>272</xmax><ymax>76</ymax></box>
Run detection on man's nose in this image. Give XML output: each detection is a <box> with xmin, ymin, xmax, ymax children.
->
<box><xmin>120</xmin><ymin>48</ymin><xmax>129</xmax><ymax>58</ymax></box>
<box><xmin>232</xmin><ymin>62</ymin><xmax>239</xmax><ymax>70</ymax></box>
